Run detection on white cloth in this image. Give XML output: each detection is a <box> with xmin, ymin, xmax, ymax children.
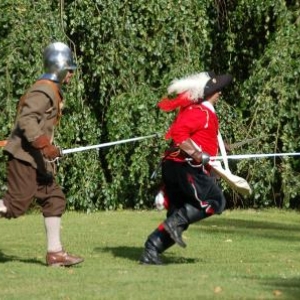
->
<box><xmin>0</xmin><ymin>199</ymin><xmax>7</xmax><ymax>213</ymax></box>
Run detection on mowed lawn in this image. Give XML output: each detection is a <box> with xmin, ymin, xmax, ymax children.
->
<box><xmin>0</xmin><ymin>208</ymin><xmax>299</xmax><ymax>300</ymax></box>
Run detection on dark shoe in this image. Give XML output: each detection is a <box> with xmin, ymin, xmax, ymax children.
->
<box><xmin>46</xmin><ymin>250</ymin><xmax>84</xmax><ymax>267</ymax></box>
<box><xmin>164</xmin><ymin>218</ymin><xmax>187</xmax><ymax>248</ymax></box>
<box><xmin>139</xmin><ymin>249</ymin><xmax>163</xmax><ymax>265</ymax></box>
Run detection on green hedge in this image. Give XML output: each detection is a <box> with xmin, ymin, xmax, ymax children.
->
<box><xmin>0</xmin><ymin>0</ymin><xmax>299</xmax><ymax>210</ymax></box>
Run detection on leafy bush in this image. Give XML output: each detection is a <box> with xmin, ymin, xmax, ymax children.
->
<box><xmin>240</xmin><ymin>7</ymin><xmax>300</xmax><ymax>208</ymax></box>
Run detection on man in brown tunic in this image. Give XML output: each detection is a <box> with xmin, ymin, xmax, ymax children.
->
<box><xmin>0</xmin><ymin>42</ymin><xmax>83</xmax><ymax>267</ymax></box>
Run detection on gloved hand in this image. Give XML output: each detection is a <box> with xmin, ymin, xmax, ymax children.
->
<box><xmin>179</xmin><ymin>139</ymin><xmax>211</xmax><ymax>165</ymax></box>
<box><xmin>31</xmin><ymin>135</ymin><xmax>62</xmax><ymax>160</ymax></box>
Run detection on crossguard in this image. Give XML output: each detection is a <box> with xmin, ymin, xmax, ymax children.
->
<box><xmin>46</xmin><ymin>157</ymin><xmax>61</xmax><ymax>163</ymax></box>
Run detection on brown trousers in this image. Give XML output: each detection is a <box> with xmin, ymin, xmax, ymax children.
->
<box><xmin>2</xmin><ymin>156</ymin><xmax>66</xmax><ymax>218</ymax></box>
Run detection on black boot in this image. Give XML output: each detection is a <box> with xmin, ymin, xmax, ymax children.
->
<box><xmin>163</xmin><ymin>209</ymin><xmax>189</xmax><ymax>248</ymax></box>
<box><xmin>140</xmin><ymin>229</ymin><xmax>175</xmax><ymax>265</ymax></box>
<box><xmin>184</xmin><ymin>203</ymin><xmax>206</xmax><ymax>224</ymax></box>
<box><xmin>163</xmin><ymin>203</ymin><xmax>204</xmax><ymax>248</ymax></box>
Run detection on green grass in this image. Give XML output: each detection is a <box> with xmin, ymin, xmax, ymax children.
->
<box><xmin>1</xmin><ymin>209</ymin><xmax>300</xmax><ymax>300</ymax></box>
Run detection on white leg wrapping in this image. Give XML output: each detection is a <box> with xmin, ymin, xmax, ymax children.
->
<box><xmin>44</xmin><ymin>217</ymin><xmax>63</xmax><ymax>252</ymax></box>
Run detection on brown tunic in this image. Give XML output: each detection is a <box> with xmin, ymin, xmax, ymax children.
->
<box><xmin>2</xmin><ymin>79</ymin><xmax>66</xmax><ymax>218</ymax></box>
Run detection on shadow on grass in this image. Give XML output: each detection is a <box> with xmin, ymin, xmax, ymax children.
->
<box><xmin>94</xmin><ymin>246</ymin><xmax>200</xmax><ymax>265</ymax></box>
<box><xmin>205</xmin><ymin>216</ymin><xmax>300</xmax><ymax>232</ymax></box>
<box><xmin>0</xmin><ymin>250</ymin><xmax>45</xmax><ymax>266</ymax></box>
<box><xmin>196</xmin><ymin>216</ymin><xmax>300</xmax><ymax>242</ymax></box>
<box><xmin>256</xmin><ymin>276</ymin><xmax>300</xmax><ymax>300</ymax></box>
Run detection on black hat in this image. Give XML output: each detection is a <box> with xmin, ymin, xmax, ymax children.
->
<box><xmin>204</xmin><ymin>73</ymin><xmax>233</xmax><ymax>98</ymax></box>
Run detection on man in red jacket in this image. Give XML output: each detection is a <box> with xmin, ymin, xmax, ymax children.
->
<box><xmin>0</xmin><ymin>42</ymin><xmax>83</xmax><ymax>267</ymax></box>
<box><xmin>140</xmin><ymin>71</ymin><xmax>232</xmax><ymax>265</ymax></box>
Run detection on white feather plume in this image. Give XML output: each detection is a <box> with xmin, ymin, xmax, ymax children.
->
<box><xmin>167</xmin><ymin>72</ymin><xmax>211</xmax><ymax>101</ymax></box>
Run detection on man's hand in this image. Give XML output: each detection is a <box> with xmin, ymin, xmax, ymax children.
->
<box><xmin>31</xmin><ymin>135</ymin><xmax>62</xmax><ymax>160</ymax></box>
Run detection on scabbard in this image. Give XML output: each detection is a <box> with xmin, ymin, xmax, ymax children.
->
<box><xmin>209</xmin><ymin>162</ymin><xmax>252</xmax><ymax>196</ymax></box>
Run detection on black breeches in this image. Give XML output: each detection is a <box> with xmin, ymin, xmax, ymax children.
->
<box><xmin>162</xmin><ymin>160</ymin><xmax>225</xmax><ymax>215</ymax></box>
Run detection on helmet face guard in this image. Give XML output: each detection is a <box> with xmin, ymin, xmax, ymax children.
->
<box><xmin>43</xmin><ymin>42</ymin><xmax>76</xmax><ymax>83</ymax></box>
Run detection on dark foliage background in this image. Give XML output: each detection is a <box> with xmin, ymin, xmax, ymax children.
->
<box><xmin>0</xmin><ymin>0</ymin><xmax>299</xmax><ymax>210</ymax></box>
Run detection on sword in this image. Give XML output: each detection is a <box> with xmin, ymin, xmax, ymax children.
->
<box><xmin>227</xmin><ymin>136</ymin><xmax>267</xmax><ymax>150</ymax></box>
<box><xmin>0</xmin><ymin>134</ymin><xmax>158</xmax><ymax>154</ymax></box>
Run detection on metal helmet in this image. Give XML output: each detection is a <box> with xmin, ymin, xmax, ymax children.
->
<box><xmin>41</xmin><ymin>42</ymin><xmax>76</xmax><ymax>83</ymax></box>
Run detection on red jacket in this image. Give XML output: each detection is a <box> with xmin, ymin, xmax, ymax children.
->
<box><xmin>165</xmin><ymin>103</ymin><xmax>219</xmax><ymax>162</ymax></box>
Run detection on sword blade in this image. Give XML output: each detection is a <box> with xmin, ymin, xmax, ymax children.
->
<box><xmin>62</xmin><ymin>134</ymin><xmax>158</xmax><ymax>155</ymax></box>
<box><xmin>212</xmin><ymin>152</ymin><xmax>300</xmax><ymax>160</ymax></box>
